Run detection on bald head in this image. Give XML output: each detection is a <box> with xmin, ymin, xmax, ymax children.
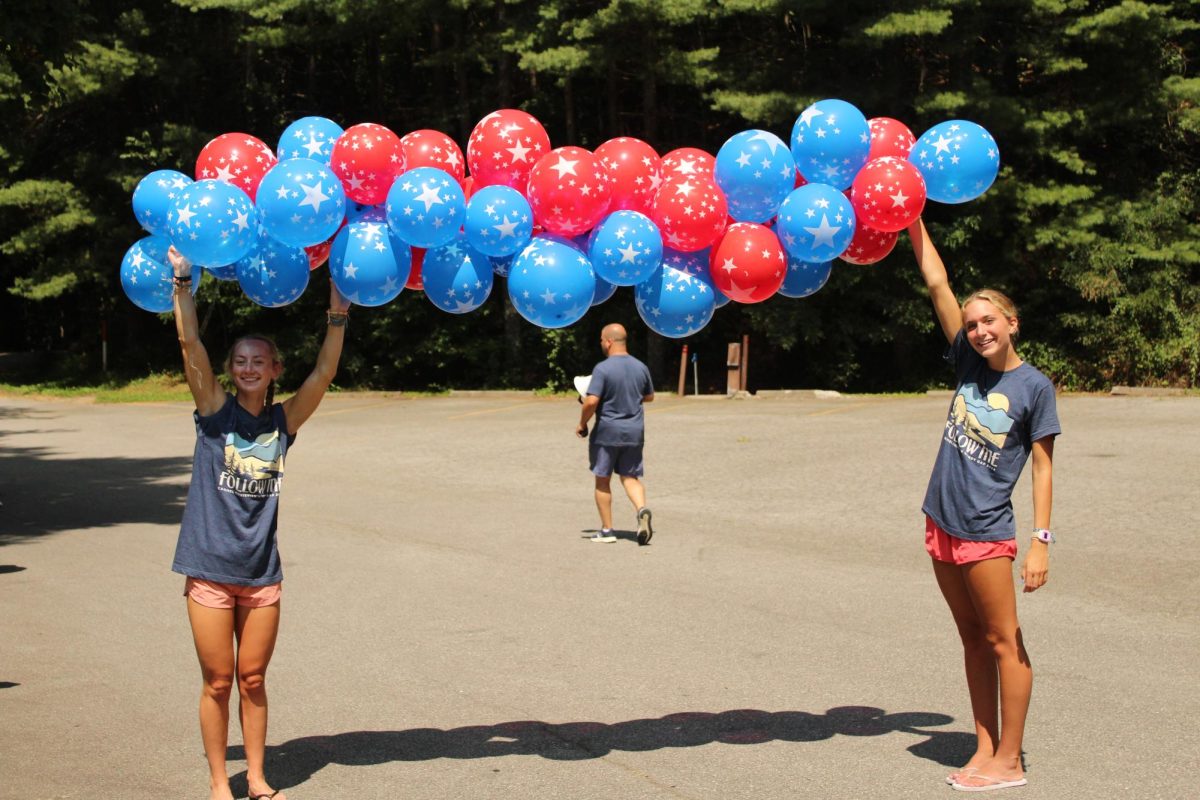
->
<box><xmin>600</xmin><ymin>323</ymin><xmax>629</xmax><ymax>355</ymax></box>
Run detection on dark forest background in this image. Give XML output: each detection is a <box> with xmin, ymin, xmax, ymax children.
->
<box><xmin>1</xmin><ymin>0</ymin><xmax>1196</xmax><ymax>392</ymax></box>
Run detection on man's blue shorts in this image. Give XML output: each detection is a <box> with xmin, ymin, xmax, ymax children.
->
<box><xmin>589</xmin><ymin>442</ymin><xmax>645</xmax><ymax>477</ymax></box>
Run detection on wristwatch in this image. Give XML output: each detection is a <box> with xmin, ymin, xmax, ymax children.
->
<box><xmin>1032</xmin><ymin>528</ymin><xmax>1055</xmax><ymax>544</ymax></box>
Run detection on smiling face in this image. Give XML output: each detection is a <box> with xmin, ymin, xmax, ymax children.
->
<box><xmin>227</xmin><ymin>338</ymin><xmax>282</xmax><ymax>397</ymax></box>
<box><xmin>962</xmin><ymin>298</ymin><xmax>1018</xmax><ymax>364</ymax></box>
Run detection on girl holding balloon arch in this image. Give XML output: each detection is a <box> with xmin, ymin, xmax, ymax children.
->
<box><xmin>167</xmin><ymin>244</ymin><xmax>349</xmax><ymax>800</ymax></box>
<box><xmin>908</xmin><ymin>218</ymin><xmax>1059</xmax><ymax>793</ymax></box>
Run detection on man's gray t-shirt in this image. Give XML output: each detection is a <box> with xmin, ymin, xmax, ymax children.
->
<box><xmin>172</xmin><ymin>394</ymin><xmax>294</xmax><ymax>585</ymax></box>
<box><xmin>923</xmin><ymin>330</ymin><xmax>1061</xmax><ymax>542</ymax></box>
<box><xmin>588</xmin><ymin>354</ymin><xmax>653</xmax><ymax>446</ymax></box>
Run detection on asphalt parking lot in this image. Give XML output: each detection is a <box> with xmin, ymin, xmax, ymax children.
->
<box><xmin>1</xmin><ymin>391</ymin><xmax>1196</xmax><ymax>799</ymax></box>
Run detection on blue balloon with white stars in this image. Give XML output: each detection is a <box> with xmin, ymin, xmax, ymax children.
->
<box><xmin>715</xmin><ymin>129</ymin><xmax>797</xmax><ymax>223</ymax></box>
<box><xmin>588</xmin><ymin>210</ymin><xmax>663</xmax><ymax>287</ymax></box>
<box><xmin>775</xmin><ymin>183</ymin><xmax>857</xmax><ymax>263</ymax></box>
<box><xmin>591</xmin><ymin>274</ymin><xmax>617</xmax><ymax>306</ymax></box>
<box><xmin>168</xmin><ymin>179</ymin><xmax>258</xmax><ymax>268</ymax></box>
<box><xmin>790</xmin><ymin>99</ymin><xmax>871</xmax><ymax>191</ymax></box>
<box><xmin>635</xmin><ymin>249</ymin><xmax>717</xmax><ymax>339</ymax></box>
<box><xmin>464</xmin><ymin>185</ymin><xmax>533</xmax><ymax>257</ymax></box>
<box><xmin>235</xmin><ymin>226</ymin><xmax>311</xmax><ymax>307</ymax></box>
<box><xmin>276</xmin><ymin>116</ymin><xmax>344</xmax><ymax>164</ymax></box>
<box><xmin>909</xmin><ymin>120</ymin><xmax>1000</xmax><ymax>204</ymax></box>
<box><xmin>205</xmin><ymin>263</ymin><xmax>239</xmax><ymax>282</ymax></box>
<box><xmin>386</xmin><ymin>166</ymin><xmax>466</xmax><ymax>249</ymax></box>
<box><xmin>507</xmin><ymin>234</ymin><xmax>596</xmax><ymax>329</ymax></box>
<box><xmin>255</xmin><ymin>158</ymin><xmax>347</xmax><ymax>248</ymax></box>
<box><xmin>328</xmin><ymin>208</ymin><xmax>412</xmax><ymax>307</ymax></box>
<box><xmin>778</xmin><ymin>258</ymin><xmax>832</xmax><ymax>298</ymax></box>
<box><xmin>132</xmin><ymin>170</ymin><xmax>193</xmax><ymax>237</ymax></box>
<box><xmin>422</xmin><ymin>233</ymin><xmax>494</xmax><ymax>314</ymax></box>
<box><xmin>120</xmin><ymin>235</ymin><xmax>200</xmax><ymax>312</ymax></box>
<box><xmin>490</xmin><ymin>254</ymin><xmax>514</xmax><ymax>278</ymax></box>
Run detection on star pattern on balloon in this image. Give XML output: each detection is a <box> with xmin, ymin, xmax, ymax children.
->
<box><xmin>589</xmin><ymin>210</ymin><xmax>664</xmax><ymax>286</ymax></box>
<box><xmin>196</xmin><ymin>133</ymin><xmax>277</xmax><ymax>202</ymax></box>
<box><xmin>506</xmin><ymin>236</ymin><xmax>596</xmax><ymax>329</ymax></box>
<box><xmin>422</xmin><ymin>236</ymin><xmax>494</xmax><ymax>314</ymax></box>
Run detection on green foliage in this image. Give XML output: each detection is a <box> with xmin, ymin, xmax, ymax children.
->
<box><xmin>0</xmin><ymin>0</ymin><xmax>1196</xmax><ymax>390</ymax></box>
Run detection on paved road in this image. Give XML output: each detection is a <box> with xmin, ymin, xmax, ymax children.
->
<box><xmin>1</xmin><ymin>392</ymin><xmax>1196</xmax><ymax>799</ymax></box>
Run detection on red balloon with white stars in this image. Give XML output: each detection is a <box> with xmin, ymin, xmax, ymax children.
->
<box><xmin>526</xmin><ymin>146</ymin><xmax>613</xmax><ymax>237</ymax></box>
<box><xmin>867</xmin><ymin>117</ymin><xmax>917</xmax><ymax>161</ymax></box>
<box><xmin>660</xmin><ymin>147</ymin><xmax>716</xmax><ymax>180</ymax></box>
<box><xmin>194</xmin><ymin>133</ymin><xmax>277</xmax><ymax>202</ymax></box>
<box><xmin>708</xmin><ymin>222</ymin><xmax>786</xmax><ymax>303</ymax></box>
<box><xmin>330</xmin><ymin>123</ymin><xmax>406</xmax><ymax>205</ymax></box>
<box><xmin>651</xmin><ymin>174</ymin><xmax>728</xmax><ymax>252</ymax></box>
<box><xmin>595</xmin><ymin>137</ymin><xmax>662</xmax><ymax>215</ymax></box>
<box><xmin>838</xmin><ymin>223</ymin><xmax>899</xmax><ymax>265</ymax></box>
<box><xmin>400</xmin><ymin>129</ymin><xmax>466</xmax><ymax>182</ymax></box>
<box><xmin>466</xmin><ymin>109</ymin><xmax>551</xmax><ymax>190</ymax></box>
<box><xmin>305</xmin><ymin>239</ymin><xmax>332</xmax><ymax>270</ymax></box>
<box><xmin>849</xmin><ymin>156</ymin><xmax>926</xmax><ymax>233</ymax></box>
<box><xmin>407</xmin><ymin>247</ymin><xmax>426</xmax><ymax>290</ymax></box>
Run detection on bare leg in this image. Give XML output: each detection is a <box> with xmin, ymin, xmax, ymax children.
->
<box><xmin>234</xmin><ymin>602</ymin><xmax>285</xmax><ymax>800</ymax></box>
<box><xmin>594</xmin><ymin>475</ymin><xmax>614</xmax><ymax>529</ymax></box>
<box><xmin>957</xmin><ymin>557</ymin><xmax>1030</xmax><ymax>785</ymax></box>
<box><xmin>931</xmin><ymin>559</ymin><xmax>998</xmax><ymax>775</ymax></box>
<box><xmin>187</xmin><ymin>598</ymin><xmax>237</xmax><ymax>800</ymax></box>
<box><xmin>618</xmin><ymin>474</ymin><xmax>646</xmax><ymax>516</ymax></box>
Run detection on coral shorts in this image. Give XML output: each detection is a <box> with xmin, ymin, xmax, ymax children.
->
<box><xmin>184</xmin><ymin>577</ymin><xmax>282</xmax><ymax>609</ymax></box>
<box><xmin>925</xmin><ymin>516</ymin><xmax>1017</xmax><ymax>565</ymax></box>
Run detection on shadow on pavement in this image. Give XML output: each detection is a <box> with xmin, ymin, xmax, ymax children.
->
<box><xmin>229</xmin><ymin>706</ymin><xmax>974</xmax><ymax>791</ymax></box>
<box><xmin>0</xmin><ymin>443</ymin><xmax>191</xmax><ymax>544</ymax></box>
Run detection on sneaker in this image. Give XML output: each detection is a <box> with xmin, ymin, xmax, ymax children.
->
<box><xmin>590</xmin><ymin>529</ymin><xmax>617</xmax><ymax>543</ymax></box>
<box><xmin>636</xmin><ymin>507</ymin><xmax>653</xmax><ymax>545</ymax></box>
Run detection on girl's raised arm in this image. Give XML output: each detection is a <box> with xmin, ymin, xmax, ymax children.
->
<box><xmin>908</xmin><ymin>218</ymin><xmax>962</xmax><ymax>345</ymax></box>
<box><xmin>169</xmin><ymin>247</ymin><xmax>225</xmax><ymax>416</ymax></box>
<box><xmin>281</xmin><ymin>279</ymin><xmax>350</xmax><ymax>435</ymax></box>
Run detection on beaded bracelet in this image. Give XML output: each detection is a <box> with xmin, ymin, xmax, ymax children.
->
<box><xmin>327</xmin><ymin>310</ymin><xmax>349</xmax><ymax>328</ymax></box>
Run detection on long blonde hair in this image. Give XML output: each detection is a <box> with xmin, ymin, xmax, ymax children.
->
<box><xmin>224</xmin><ymin>335</ymin><xmax>283</xmax><ymax>408</ymax></box>
<box><xmin>962</xmin><ymin>289</ymin><xmax>1019</xmax><ymax>341</ymax></box>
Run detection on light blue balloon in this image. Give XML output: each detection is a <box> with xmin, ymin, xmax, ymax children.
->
<box><xmin>909</xmin><ymin>120</ymin><xmax>1000</xmax><ymax>204</ymax></box>
<box><xmin>775</xmin><ymin>183</ymin><xmax>857</xmax><ymax>262</ymax></box>
<box><xmin>277</xmin><ymin>116</ymin><xmax>344</xmax><ymax>164</ymax></box>
<box><xmin>132</xmin><ymin>170</ymin><xmax>193</xmax><ymax>236</ymax></box>
<box><xmin>491</xmin><ymin>254</ymin><xmax>514</xmax><ymax>278</ymax></box>
<box><xmin>778</xmin><ymin>258</ymin><xmax>832</xmax><ymax>298</ymax></box>
<box><xmin>168</xmin><ymin>179</ymin><xmax>258</xmax><ymax>268</ymax></box>
<box><xmin>791</xmin><ymin>98</ymin><xmax>871</xmax><ymax>190</ymax></box>
<box><xmin>422</xmin><ymin>233</ymin><xmax>494</xmax><ymax>314</ymax></box>
<box><xmin>636</xmin><ymin>250</ymin><xmax>717</xmax><ymax>338</ymax></box>
<box><xmin>591</xmin><ymin>274</ymin><xmax>617</xmax><ymax>306</ymax></box>
<box><xmin>235</xmin><ymin>226</ymin><xmax>311</xmax><ymax>307</ymax></box>
<box><xmin>386</xmin><ymin>166</ymin><xmax>466</xmax><ymax>249</ymax></box>
<box><xmin>120</xmin><ymin>235</ymin><xmax>200</xmax><ymax>312</ymax></box>
<box><xmin>588</xmin><ymin>210</ymin><xmax>663</xmax><ymax>286</ymax></box>
<box><xmin>464</xmin><ymin>185</ymin><xmax>533</xmax><ymax>257</ymax></box>
<box><xmin>507</xmin><ymin>235</ymin><xmax>596</xmax><ymax>329</ymax></box>
<box><xmin>328</xmin><ymin>208</ymin><xmax>411</xmax><ymax>307</ymax></box>
<box><xmin>715</xmin><ymin>129</ymin><xmax>796</xmax><ymax>223</ymax></box>
<box><xmin>255</xmin><ymin>158</ymin><xmax>347</xmax><ymax>248</ymax></box>
<box><xmin>205</xmin><ymin>263</ymin><xmax>239</xmax><ymax>282</ymax></box>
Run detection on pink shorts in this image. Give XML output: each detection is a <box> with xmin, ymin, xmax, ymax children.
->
<box><xmin>184</xmin><ymin>577</ymin><xmax>282</xmax><ymax>609</ymax></box>
<box><xmin>925</xmin><ymin>516</ymin><xmax>1017</xmax><ymax>565</ymax></box>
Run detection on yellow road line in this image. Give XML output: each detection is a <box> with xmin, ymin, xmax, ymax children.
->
<box><xmin>447</xmin><ymin>400</ymin><xmax>547</xmax><ymax>420</ymax></box>
<box><xmin>313</xmin><ymin>399</ymin><xmax>399</xmax><ymax>418</ymax></box>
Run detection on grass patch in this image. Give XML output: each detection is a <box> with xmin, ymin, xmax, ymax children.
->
<box><xmin>0</xmin><ymin>372</ymin><xmax>194</xmax><ymax>403</ymax></box>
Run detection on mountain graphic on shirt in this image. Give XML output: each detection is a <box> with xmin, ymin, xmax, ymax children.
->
<box><xmin>950</xmin><ymin>383</ymin><xmax>1013</xmax><ymax>450</ymax></box>
<box><xmin>223</xmin><ymin>429</ymin><xmax>284</xmax><ymax>480</ymax></box>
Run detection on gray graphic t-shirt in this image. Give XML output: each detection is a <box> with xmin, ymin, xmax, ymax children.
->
<box><xmin>172</xmin><ymin>394</ymin><xmax>294</xmax><ymax>585</ymax></box>
<box><xmin>588</xmin><ymin>354</ymin><xmax>653</xmax><ymax>446</ymax></box>
<box><xmin>923</xmin><ymin>331</ymin><xmax>1060</xmax><ymax>541</ymax></box>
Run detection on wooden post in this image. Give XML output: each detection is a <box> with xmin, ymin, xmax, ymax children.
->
<box><xmin>726</xmin><ymin>342</ymin><xmax>741</xmax><ymax>396</ymax></box>
<box><xmin>677</xmin><ymin>344</ymin><xmax>688</xmax><ymax>396</ymax></box>
<box><xmin>740</xmin><ymin>334</ymin><xmax>750</xmax><ymax>392</ymax></box>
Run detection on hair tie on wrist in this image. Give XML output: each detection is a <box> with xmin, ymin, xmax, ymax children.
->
<box><xmin>327</xmin><ymin>310</ymin><xmax>349</xmax><ymax>327</ymax></box>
